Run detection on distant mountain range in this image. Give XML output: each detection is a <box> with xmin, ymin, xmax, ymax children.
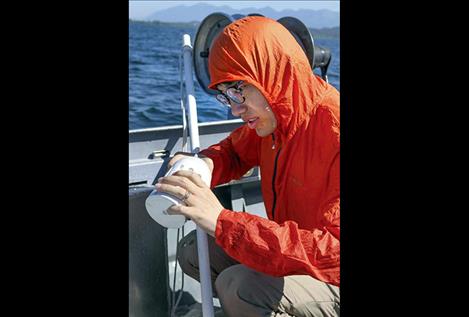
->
<box><xmin>141</xmin><ymin>3</ymin><xmax>339</xmax><ymax>28</ymax></box>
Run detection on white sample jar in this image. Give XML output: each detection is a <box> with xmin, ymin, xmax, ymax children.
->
<box><xmin>145</xmin><ymin>156</ymin><xmax>212</xmax><ymax>228</ymax></box>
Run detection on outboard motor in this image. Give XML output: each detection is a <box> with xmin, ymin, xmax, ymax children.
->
<box><xmin>193</xmin><ymin>13</ymin><xmax>332</xmax><ymax>96</ymax></box>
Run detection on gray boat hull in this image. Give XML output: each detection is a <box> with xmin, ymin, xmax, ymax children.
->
<box><xmin>129</xmin><ymin>119</ymin><xmax>267</xmax><ymax>316</ymax></box>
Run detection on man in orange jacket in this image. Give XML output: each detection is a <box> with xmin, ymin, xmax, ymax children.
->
<box><xmin>156</xmin><ymin>16</ymin><xmax>340</xmax><ymax>316</ymax></box>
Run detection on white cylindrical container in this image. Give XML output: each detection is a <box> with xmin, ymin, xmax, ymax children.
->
<box><xmin>145</xmin><ymin>156</ymin><xmax>212</xmax><ymax>228</ymax></box>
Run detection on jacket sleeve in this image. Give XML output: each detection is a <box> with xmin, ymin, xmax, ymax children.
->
<box><xmin>215</xmin><ymin>192</ymin><xmax>340</xmax><ymax>287</ymax></box>
<box><xmin>199</xmin><ymin>125</ymin><xmax>260</xmax><ymax>188</ymax></box>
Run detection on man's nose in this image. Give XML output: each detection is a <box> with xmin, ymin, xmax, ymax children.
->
<box><xmin>230</xmin><ymin>103</ymin><xmax>247</xmax><ymax>117</ymax></box>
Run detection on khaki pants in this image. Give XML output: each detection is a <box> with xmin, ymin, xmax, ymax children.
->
<box><xmin>177</xmin><ymin>230</ymin><xmax>340</xmax><ymax>317</ymax></box>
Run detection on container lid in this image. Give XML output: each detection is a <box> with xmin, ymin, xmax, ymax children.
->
<box><xmin>145</xmin><ymin>191</ymin><xmax>187</xmax><ymax>229</ymax></box>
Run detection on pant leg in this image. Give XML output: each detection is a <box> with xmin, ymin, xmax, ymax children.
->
<box><xmin>215</xmin><ymin>264</ymin><xmax>340</xmax><ymax>317</ymax></box>
<box><xmin>177</xmin><ymin>230</ymin><xmax>239</xmax><ymax>291</ymax></box>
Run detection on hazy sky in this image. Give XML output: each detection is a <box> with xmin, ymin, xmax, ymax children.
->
<box><xmin>129</xmin><ymin>1</ymin><xmax>340</xmax><ymax>20</ymax></box>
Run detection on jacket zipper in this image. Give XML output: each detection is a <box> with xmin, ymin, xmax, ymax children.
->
<box><xmin>271</xmin><ymin>134</ymin><xmax>281</xmax><ymax>219</ymax></box>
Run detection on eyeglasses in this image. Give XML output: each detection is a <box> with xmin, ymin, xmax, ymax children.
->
<box><xmin>215</xmin><ymin>81</ymin><xmax>246</xmax><ymax>108</ymax></box>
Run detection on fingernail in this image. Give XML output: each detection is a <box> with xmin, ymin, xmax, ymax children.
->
<box><xmin>158</xmin><ymin>177</ymin><xmax>163</xmax><ymax>183</ymax></box>
<box><xmin>155</xmin><ymin>183</ymin><xmax>161</xmax><ymax>189</ymax></box>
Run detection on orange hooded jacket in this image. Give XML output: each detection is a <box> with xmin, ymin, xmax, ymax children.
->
<box><xmin>199</xmin><ymin>16</ymin><xmax>340</xmax><ymax>287</ymax></box>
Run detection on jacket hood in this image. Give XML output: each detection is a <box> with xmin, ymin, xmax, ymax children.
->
<box><xmin>208</xmin><ymin>16</ymin><xmax>329</xmax><ymax>141</ymax></box>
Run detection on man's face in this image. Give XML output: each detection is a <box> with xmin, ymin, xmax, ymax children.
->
<box><xmin>217</xmin><ymin>82</ymin><xmax>277</xmax><ymax>137</ymax></box>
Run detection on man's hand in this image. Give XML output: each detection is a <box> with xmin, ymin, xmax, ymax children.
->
<box><xmin>168</xmin><ymin>152</ymin><xmax>214</xmax><ymax>174</ymax></box>
<box><xmin>156</xmin><ymin>169</ymin><xmax>223</xmax><ymax>236</ymax></box>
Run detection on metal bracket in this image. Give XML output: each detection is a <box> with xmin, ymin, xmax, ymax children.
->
<box><xmin>149</xmin><ymin>150</ymin><xmax>170</xmax><ymax>159</ymax></box>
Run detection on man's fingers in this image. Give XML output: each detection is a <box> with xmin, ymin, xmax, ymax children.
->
<box><xmin>158</xmin><ymin>174</ymin><xmax>200</xmax><ymax>193</ymax></box>
<box><xmin>172</xmin><ymin>170</ymin><xmax>207</xmax><ymax>187</ymax></box>
<box><xmin>166</xmin><ymin>157</ymin><xmax>180</xmax><ymax>170</ymax></box>
<box><xmin>166</xmin><ymin>152</ymin><xmax>194</xmax><ymax>171</ymax></box>
<box><xmin>156</xmin><ymin>183</ymin><xmax>189</xmax><ymax>201</ymax></box>
<box><xmin>167</xmin><ymin>204</ymin><xmax>193</xmax><ymax>218</ymax></box>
